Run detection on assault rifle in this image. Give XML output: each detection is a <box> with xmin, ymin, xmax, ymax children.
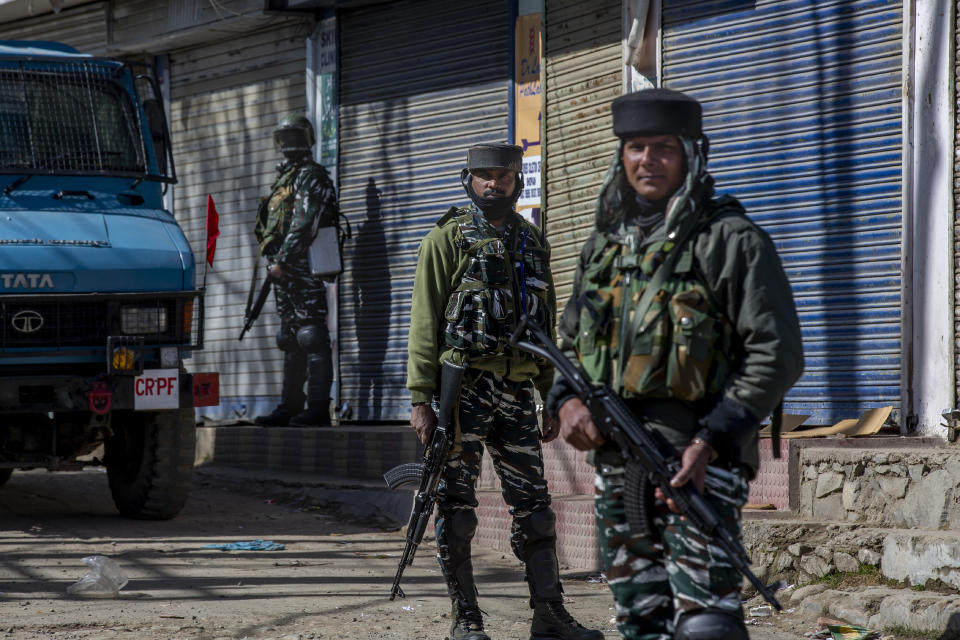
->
<box><xmin>383</xmin><ymin>359</ymin><xmax>466</xmax><ymax>600</ymax></box>
<box><xmin>508</xmin><ymin>316</ymin><xmax>783</xmax><ymax>611</ymax></box>
<box><xmin>238</xmin><ymin>276</ymin><xmax>271</xmax><ymax>341</ymax></box>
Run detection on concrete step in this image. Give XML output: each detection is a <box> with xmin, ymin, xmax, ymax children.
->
<box><xmin>195</xmin><ymin>424</ymin><xmax>420</xmax><ymax>483</ymax></box>
<box><xmin>781</xmin><ymin>584</ymin><xmax>960</xmax><ymax>638</ymax></box>
<box><xmin>197</xmin><ymin>424</ymin><xmax>788</xmax><ymax>507</ymax></box>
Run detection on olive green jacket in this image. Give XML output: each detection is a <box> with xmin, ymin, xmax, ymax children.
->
<box><xmin>406</xmin><ymin>206</ymin><xmax>557</xmax><ymax>405</ymax></box>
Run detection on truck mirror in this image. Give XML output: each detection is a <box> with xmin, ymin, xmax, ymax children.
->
<box><xmin>142</xmin><ymin>98</ymin><xmax>168</xmax><ymax>175</ymax></box>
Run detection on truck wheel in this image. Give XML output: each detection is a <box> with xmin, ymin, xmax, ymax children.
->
<box><xmin>0</xmin><ymin>468</ymin><xmax>11</xmax><ymax>487</ymax></box>
<box><xmin>105</xmin><ymin>408</ymin><xmax>196</xmax><ymax>519</ymax></box>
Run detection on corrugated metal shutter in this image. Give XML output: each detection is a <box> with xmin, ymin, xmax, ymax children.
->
<box><xmin>543</xmin><ymin>0</ymin><xmax>621</xmax><ymax>308</ymax></box>
<box><xmin>662</xmin><ymin>0</ymin><xmax>903</xmax><ymax>424</ymax></box>
<box><xmin>169</xmin><ymin>22</ymin><xmax>311</xmax><ymax>420</ymax></box>
<box><xmin>337</xmin><ymin>0</ymin><xmax>509</xmax><ymax>422</ymax></box>
<box><xmin>0</xmin><ymin>2</ymin><xmax>107</xmax><ymax>55</ymax></box>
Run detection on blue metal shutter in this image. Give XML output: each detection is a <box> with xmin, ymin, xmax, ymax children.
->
<box><xmin>662</xmin><ymin>0</ymin><xmax>903</xmax><ymax>424</ymax></box>
<box><xmin>337</xmin><ymin>0</ymin><xmax>510</xmax><ymax>421</ymax></box>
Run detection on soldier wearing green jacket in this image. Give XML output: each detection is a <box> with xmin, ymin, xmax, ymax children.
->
<box><xmin>407</xmin><ymin>143</ymin><xmax>602</xmax><ymax>640</ymax></box>
<box><xmin>546</xmin><ymin>89</ymin><xmax>804</xmax><ymax>640</ymax></box>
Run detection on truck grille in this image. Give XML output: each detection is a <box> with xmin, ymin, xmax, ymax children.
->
<box><xmin>2</xmin><ymin>301</ymin><xmax>107</xmax><ymax>348</ymax></box>
<box><xmin>0</xmin><ymin>297</ymin><xmax>187</xmax><ymax>350</ymax></box>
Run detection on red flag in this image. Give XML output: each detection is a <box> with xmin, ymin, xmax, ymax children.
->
<box><xmin>205</xmin><ymin>194</ymin><xmax>220</xmax><ymax>267</ymax></box>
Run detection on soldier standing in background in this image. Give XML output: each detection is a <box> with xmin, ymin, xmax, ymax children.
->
<box><xmin>406</xmin><ymin>143</ymin><xmax>603</xmax><ymax>640</ymax></box>
<box><xmin>547</xmin><ymin>89</ymin><xmax>804</xmax><ymax>639</ymax></box>
<box><xmin>254</xmin><ymin>113</ymin><xmax>339</xmax><ymax>428</ymax></box>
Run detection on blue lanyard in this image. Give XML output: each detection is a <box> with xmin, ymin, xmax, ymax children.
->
<box><xmin>517</xmin><ymin>229</ymin><xmax>528</xmax><ymax>315</ymax></box>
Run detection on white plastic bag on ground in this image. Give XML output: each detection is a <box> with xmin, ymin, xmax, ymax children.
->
<box><xmin>66</xmin><ymin>556</ymin><xmax>128</xmax><ymax>597</ymax></box>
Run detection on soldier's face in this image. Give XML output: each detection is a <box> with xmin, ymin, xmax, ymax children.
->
<box><xmin>470</xmin><ymin>168</ymin><xmax>517</xmax><ymax>198</ymax></box>
<box><xmin>621</xmin><ymin>134</ymin><xmax>686</xmax><ymax>202</ymax></box>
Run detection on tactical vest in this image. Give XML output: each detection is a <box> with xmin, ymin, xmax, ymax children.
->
<box><xmin>255</xmin><ymin>165</ymin><xmax>300</xmax><ymax>257</ymax></box>
<box><xmin>576</xmin><ymin>220</ymin><xmax>733</xmax><ymax>404</ymax></box>
<box><xmin>255</xmin><ymin>162</ymin><xmax>340</xmax><ymax>258</ymax></box>
<box><xmin>443</xmin><ymin>209</ymin><xmax>551</xmax><ymax>360</ymax></box>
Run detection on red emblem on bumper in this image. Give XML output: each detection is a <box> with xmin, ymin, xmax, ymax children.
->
<box><xmin>87</xmin><ymin>382</ymin><xmax>112</xmax><ymax>415</ymax></box>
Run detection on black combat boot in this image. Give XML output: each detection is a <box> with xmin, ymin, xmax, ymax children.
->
<box><xmin>290</xmin><ymin>352</ymin><xmax>332</xmax><ymax>427</ymax></box>
<box><xmin>438</xmin><ymin>510</ymin><xmax>489</xmax><ymax>640</ymax></box>
<box><xmin>449</xmin><ymin>600</ymin><xmax>490</xmax><ymax>640</ymax></box>
<box><xmin>525</xmin><ymin>548</ymin><xmax>603</xmax><ymax>640</ymax></box>
<box><xmin>255</xmin><ymin>352</ymin><xmax>305</xmax><ymax>426</ymax></box>
<box><xmin>254</xmin><ymin>404</ymin><xmax>294</xmax><ymax>427</ymax></box>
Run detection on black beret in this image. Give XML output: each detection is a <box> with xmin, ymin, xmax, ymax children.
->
<box><xmin>466</xmin><ymin>143</ymin><xmax>523</xmax><ymax>172</ymax></box>
<box><xmin>611</xmin><ymin>88</ymin><xmax>703</xmax><ymax>139</ymax></box>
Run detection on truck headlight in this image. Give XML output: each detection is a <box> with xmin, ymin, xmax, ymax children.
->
<box><xmin>121</xmin><ymin>306</ymin><xmax>168</xmax><ymax>334</ymax></box>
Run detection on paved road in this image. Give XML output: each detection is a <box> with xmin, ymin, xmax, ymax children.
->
<box><xmin>0</xmin><ymin>467</ymin><xmax>816</xmax><ymax>639</ymax></box>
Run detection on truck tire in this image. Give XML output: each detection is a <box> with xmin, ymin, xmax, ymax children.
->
<box><xmin>105</xmin><ymin>408</ymin><xmax>196</xmax><ymax>519</ymax></box>
<box><xmin>0</xmin><ymin>468</ymin><xmax>11</xmax><ymax>487</ymax></box>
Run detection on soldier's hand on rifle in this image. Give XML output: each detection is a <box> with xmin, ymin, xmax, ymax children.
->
<box><xmin>267</xmin><ymin>263</ymin><xmax>287</xmax><ymax>282</ymax></box>
<box><xmin>557</xmin><ymin>398</ymin><xmax>605</xmax><ymax>450</ymax></box>
<box><xmin>655</xmin><ymin>437</ymin><xmax>718</xmax><ymax>514</ymax></box>
<box><xmin>410</xmin><ymin>403</ymin><xmax>437</xmax><ymax>445</ymax></box>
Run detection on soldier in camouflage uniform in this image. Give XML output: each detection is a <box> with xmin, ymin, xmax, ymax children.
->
<box><xmin>254</xmin><ymin>113</ymin><xmax>339</xmax><ymax>428</ymax></box>
<box><xmin>546</xmin><ymin>89</ymin><xmax>804</xmax><ymax>639</ymax></box>
<box><xmin>407</xmin><ymin>143</ymin><xmax>602</xmax><ymax>640</ymax></box>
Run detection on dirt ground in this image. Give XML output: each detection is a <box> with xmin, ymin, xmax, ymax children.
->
<box><xmin>0</xmin><ymin>467</ymin><xmax>854</xmax><ymax>640</ymax></box>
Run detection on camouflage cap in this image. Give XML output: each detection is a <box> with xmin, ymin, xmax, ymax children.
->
<box><xmin>466</xmin><ymin>143</ymin><xmax>523</xmax><ymax>172</ymax></box>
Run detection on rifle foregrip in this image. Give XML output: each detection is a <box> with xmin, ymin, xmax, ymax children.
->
<box><xmin>437</xmin><ymin>360</ymin><xmax>466</xmax><ymax>424</ymax></box>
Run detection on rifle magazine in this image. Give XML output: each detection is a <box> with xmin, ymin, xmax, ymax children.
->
<box><xmin>624</xmin><ymin>461</ymin><xmax>658</xmax><ymax>540</ymax></box>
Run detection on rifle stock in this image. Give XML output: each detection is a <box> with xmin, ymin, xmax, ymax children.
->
<box><xmin>385</xmin><ymin>359</ymin><xmax>466</xmax><ymax>600</ymax></box>
<box><xmin>508</xmin><ymin>316</ymin><xmax>783</xmax><ymax>611</ymax></box>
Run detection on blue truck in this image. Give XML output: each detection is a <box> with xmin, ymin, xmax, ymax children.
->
<box><xmin>0</xmin><ymin>41</ymin><xmax>218</xmax><ymax>519</ymax></box>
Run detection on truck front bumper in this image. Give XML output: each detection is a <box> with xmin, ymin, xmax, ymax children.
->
<box><xmin>0</xmin><ymin>370</ymin><xmax>219</xmax><ymax>413</ymax></box>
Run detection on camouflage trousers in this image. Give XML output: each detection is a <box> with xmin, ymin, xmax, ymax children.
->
<box><xmin>272</xmin><ymin>263</ymin><xmax>327</xmax><ymax>327</ymax></box>
<box><xmin>435</xmin><ymin>369</ymin><xmax>552</xmax><ymax>555</ymax></box>
<box><xmin>595</xmin><ymin>458</ymin><xmax>749</xmax><ymax>639</ymax></box>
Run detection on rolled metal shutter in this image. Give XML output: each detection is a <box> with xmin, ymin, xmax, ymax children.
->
<box><xmin>169</xmin><ymin>22</ymin><xmax>309</xmax><ymax>420</ymax></box>
<box><xmin>543</xmin><ymin>0</ymin><xmax>621</xmax><ymax>308</ymax></box>
<box><xmin>337</xmin><ymin>0</ymin><xmax>509</xmax><ymax>422</ymax></box>
<box><xmin>662</xmin><ymin>0</ymin><xmax>903</xmax><ymax>424</ymax></box>
<box><xmin>0</xmin><ymin>2</ymin><xmax>107</xmax><ymax>55</ymax></box>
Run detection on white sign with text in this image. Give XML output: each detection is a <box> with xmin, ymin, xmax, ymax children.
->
<box><xmin>134</xmin><ymin>369</ymin><xmax>180</xmax><ymax>410</ymax></box>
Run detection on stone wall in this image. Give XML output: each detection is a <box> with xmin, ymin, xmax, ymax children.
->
<box><xmin>797</xmin><ymin>448</ymin><xmax>960</xmax><ymax>529</ymax></box>
<box><xmin>743</xmin><ymin>520</ymin><xmax>887</xmax><ymax>588</ymax></box>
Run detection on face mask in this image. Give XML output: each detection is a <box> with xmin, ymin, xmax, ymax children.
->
<box><xmin>460</xmin><ymin>168</ymin><xmax>522</xmax><ymax>220</ymax></box>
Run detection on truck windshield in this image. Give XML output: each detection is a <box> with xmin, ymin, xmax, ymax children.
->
<box><xmin>0</xmin><ymin>60</ymin><xmax>149</xmax><ymax>178</ymax></box>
